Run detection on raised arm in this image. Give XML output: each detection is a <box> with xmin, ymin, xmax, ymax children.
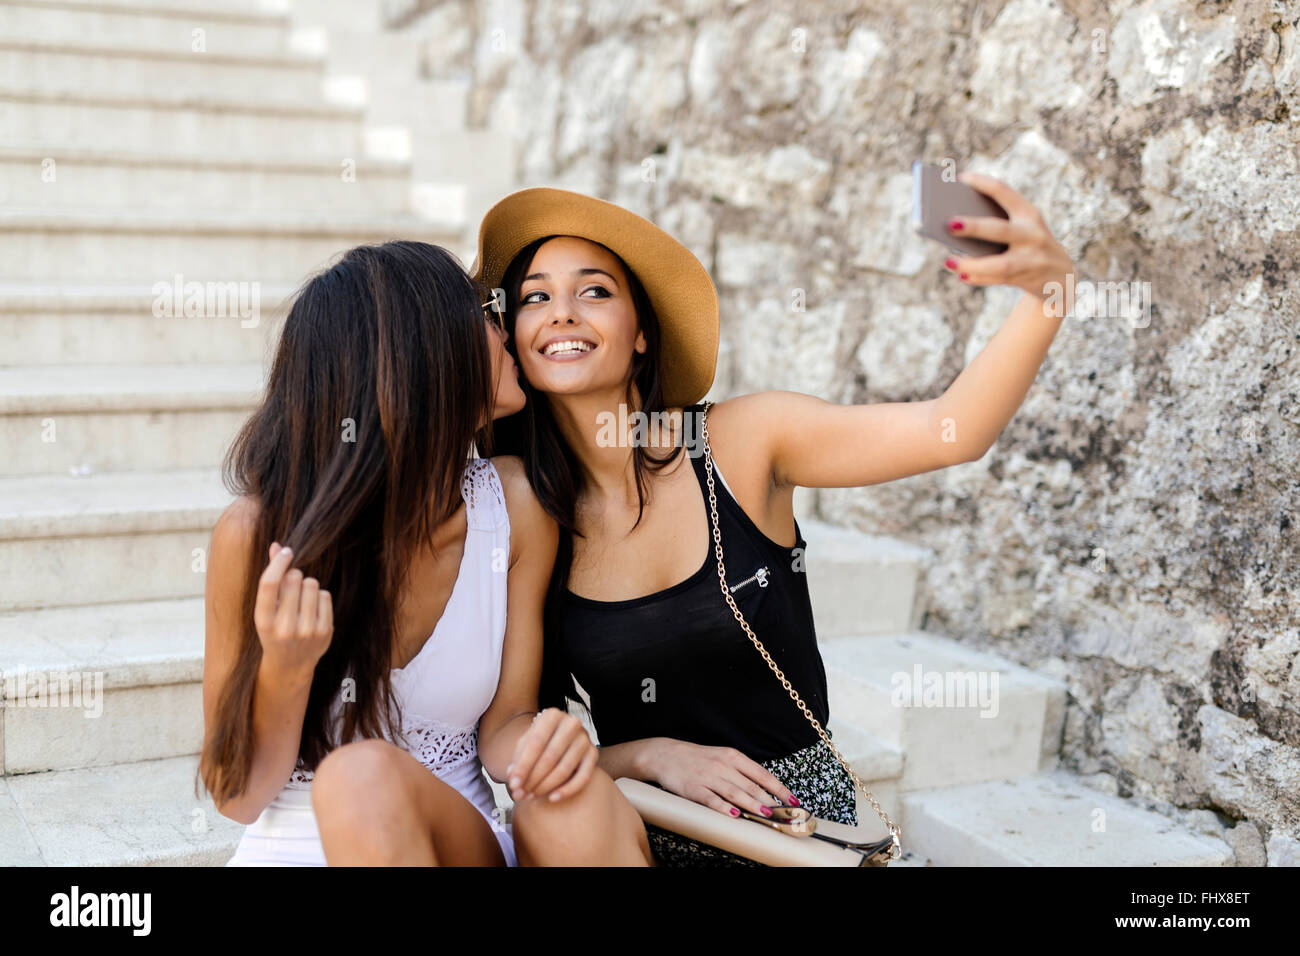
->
<box><xmin>731</xmin><ymin>171</ymin><xmax>1074</xmax><ymax>490</ymax></box>
<box><xmin>201</xmin><ymin>499</ymin><xmax>333</xmax><ymax>824</ymax></box>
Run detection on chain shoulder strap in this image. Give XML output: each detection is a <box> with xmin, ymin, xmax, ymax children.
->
<box><xmin>697</xmin><ymin>400</ymin><xmax>902</xmax><ymax>860</ymax></box>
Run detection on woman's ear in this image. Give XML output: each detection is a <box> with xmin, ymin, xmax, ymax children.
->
<box><xmin>635</xmin><ymin>330</ymin><xmax>647</xmax><ymax>354</ymax></box>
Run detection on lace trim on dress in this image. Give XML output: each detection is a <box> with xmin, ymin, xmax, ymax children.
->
<box><xmin>282</xmin><ymin>716</ymin><xmax>479</xmax><ymax>790</ymax></box>
<box><xmin>463</xmin><ymin>457</ymin><xmax>509</xmax><ymax>531</ymax></box>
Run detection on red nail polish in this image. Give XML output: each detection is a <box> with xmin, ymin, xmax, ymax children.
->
<box><xmin>729</xmin><ymin>807</ymin><xmax>740</xmax><ymax>817</ymax></box>
<box><xmin>944</xmin><ymin>258</ymin><xmax>957</xmax><ymax>270</ymax></box>
<box><xmin>760</xmin><ymin>806</ymin><xmax>773</xmax><ymax>817</ymax></box>
<box><xmin>949</xmin><ymin>219</ymin><xmax>964</xmax><ymax>231</ymax></box>
<box><xmin>788</xmin><ymin>796</ymin><xmax>800</xmax><ymax>807</ymax></box>
<box><xmin>959</xmin><ymin>273</ymin><xmax>969</xmax><ymax>281</ymax></box>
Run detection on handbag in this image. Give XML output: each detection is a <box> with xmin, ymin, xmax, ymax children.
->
<box><xmin>616</xmin><ymin>400</ymin><xmax>902</xmax><ymax>867</ymax></box>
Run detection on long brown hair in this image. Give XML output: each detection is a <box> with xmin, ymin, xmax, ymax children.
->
<box><xmin>489</xmin><ymin>236</ymin><xmax>684</xmax><ymax>714</ymax></box>
<box><xmin>200</xmin><ymin>240</ymin><xmax>498</xmax><ymax>805</ymax></box>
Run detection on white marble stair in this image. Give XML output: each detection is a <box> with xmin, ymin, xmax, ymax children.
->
<box><xmin>822</xmin><ymin>631</ymin><xmax>1066</xmax><ymax>792</ymax></box>
<box><xmin>0</xmin><ymin>468</ymin><xmax>232</xmax><ymax>612</ymax></box>
<box><xmin>0</xmin><ymin>145</ymin><xmax>415</xmax><ymax>214</ymax></box>
<box><xmin>0</xmin><ymin>754</ymin><xmax>243</xmax><ymax>866</ymax></box>
<box><xmin>899</xmin><ymin>771</ymin><xmax>1233</xmax><ymax>866</ymax></box>
<box><xmin>800</xmin><ymin>517</ymin><xmax>932</xmax><ymax>638</ymax></box>
<box><xmin>0</xmin><ymin>285</ymin><xmax>290</xmax><ymax>366</ymax></box>
<box><xmin>0</xmin><ymin>364</ymin><xmax>263</xmax><ymax>476</ymax></box>
<box><xmin>0</xmin><ymin>0</ymin><xmax>292</xmax><ymax>56</ymax></box>
<box><xmin>0</xmin><ymin>84</ymin><xmax>368</xmax><ymax>156</ymax></box>
<box><xmin>0</xmin><ymin>598</ymin><xmax>205</xmax><ymax>774</ymax></box>
<box><xmin>0</xmin><ymin>35</ymin><xmax>328</xmax><ymax>103</ymax></box>
<box><xmin>0</xmin><ymin>208</ymin><xmax>464</xmax><ymax>283</ymax></box>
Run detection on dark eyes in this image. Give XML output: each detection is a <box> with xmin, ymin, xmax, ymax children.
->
<box><xmin>520</xmin><ymin>286</ymin><xmax>611</xmax><ymax>305</ymax></box>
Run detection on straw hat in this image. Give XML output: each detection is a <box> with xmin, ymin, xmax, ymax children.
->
<box><xmin>471</xmin><ymin>187</ymin><xmax>719</xmax><ymax>409</ymax></box>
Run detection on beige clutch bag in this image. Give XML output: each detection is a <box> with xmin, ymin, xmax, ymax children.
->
<box><xmin>615</xmin><ymin>778</ymin><xmax>896</xmax><ymax>867</ymax></box>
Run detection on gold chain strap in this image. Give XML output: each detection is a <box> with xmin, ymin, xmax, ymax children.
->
<box><xmin>698</xmin><ymin>401</ymin><xmax>902</xmax><ymax>860</ymax></box>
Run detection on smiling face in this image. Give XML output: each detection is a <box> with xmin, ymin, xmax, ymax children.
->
<box><xmin>510</xmin><ymin>236</ymin><xmax>647</xmax><ymax>399</ymax></box>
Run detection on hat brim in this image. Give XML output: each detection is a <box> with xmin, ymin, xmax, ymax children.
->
<box><xmin>472</xmin><ymin>187</ymin><xmax>719</xmax><ymax>409</ymax></box>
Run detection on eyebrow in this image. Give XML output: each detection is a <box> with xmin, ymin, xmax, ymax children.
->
<box><xmin>523</xmin><ymin>268</ymin><xmax>620</xmax><ymax>286</ymax></box>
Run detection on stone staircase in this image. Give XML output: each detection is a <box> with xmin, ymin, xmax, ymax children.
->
<box><xmin>0</xmin><ymin>0</ymin><xmax>501</xmax><ymax>865</ymax></box>
<box><xmin>0</xmin><ymin>0</ymin><xmax>1233</xmax><ymax>868</ymax></box>
<box><xmin>802</xmin><ymin>523</ymin><xmax>1233</xmax><ymax>865</ymax></box>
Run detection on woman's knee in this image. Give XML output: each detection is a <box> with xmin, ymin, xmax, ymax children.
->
<box><xmin>311</xmin><ymin>738</ymin><xmax>410</xmax><ymax>820</ymax></box>
<box><xmin>512</xmin><ymin>766</ymin><xmax>634</xmax><ymax>831</ymax></box>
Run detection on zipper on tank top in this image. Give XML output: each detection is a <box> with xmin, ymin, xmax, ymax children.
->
<box><xmin>729</xmin><ymin>565</ymin><xmax>770</xmax><ymax>594</ymax></box>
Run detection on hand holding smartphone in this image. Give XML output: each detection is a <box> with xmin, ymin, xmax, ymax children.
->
<box><xmin>912</xmin><ymin>161</ymin><xmax>1009</xmax><ymax>257</ymax></box>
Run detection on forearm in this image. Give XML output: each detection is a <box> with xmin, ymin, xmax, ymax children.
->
<box><xmin>215</xmin><ymin>659</ymin><xmax>314</xmax><ymax>823</ymax></box>
<box><xmin>931</xmin><ymin>290</ymin><xmax>1066</xmax><ymax>461</ymax></box>
<box><xmin>479</xmin><ymin>712</ymin><xmax>536</xmax><ymax>783</ymax></box>
<box><xmin>595</xmin><ymin>738</ymin><xmax>661</xmax><ymax>783</ymax></box>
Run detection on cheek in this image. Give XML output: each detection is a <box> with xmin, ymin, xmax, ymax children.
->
<box><xmin>511</xmin><ymin>315</ymin><xmax>541</xmax><ymax>361</ymax></box>
<box><xmin>602</xmin><ymin>302</ymin><xmax>641</xmax><ymax>351</ymax></box>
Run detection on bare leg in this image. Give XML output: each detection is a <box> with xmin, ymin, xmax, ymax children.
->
<box><xmin>512</xmin><ymin>767</ymin><xmax>654</xmax><ymax>866</ymax></box>
<box><xmin>312</xmin><ymin>739</ymin><xmax>506</xmax><ymax>866</ymax></box>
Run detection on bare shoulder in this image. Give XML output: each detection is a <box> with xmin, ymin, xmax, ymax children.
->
<box><xmin>489</xmin><ymin>455</ymin><xmax>555</xmax><ymax>532</ymax></box>
<box><xmin>693</xmin><ymin>390</ymin><xmax>817</xmax><ymax>453</ymax></box>
<box><xmin>211</xmin><ymin>494</ymin><xmax>261</xmax><ymax>555</ymax></box>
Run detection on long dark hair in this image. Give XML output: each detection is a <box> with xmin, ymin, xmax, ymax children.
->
<box><xmin>490</xmin><ymin>235</ymin><xmax>685</xmax><ymax>714</ymax></box>
<box><xmin>200</xmin><ymin>240</ymin><xmax>498</xmax><ymax>805</ymax></box>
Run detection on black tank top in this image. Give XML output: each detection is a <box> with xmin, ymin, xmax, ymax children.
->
<box><xmin>555</xmin><ymin>403</ymin><xmax>830</xmax><ymax>762</ymax></box>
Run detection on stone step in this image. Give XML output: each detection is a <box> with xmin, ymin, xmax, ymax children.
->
<box><xmin>0</xmin><ymin>35</ymin><xmax>328</xmax><ymax>105</ymax></box>
<box><xmin>801</xmin><ymin>518</ymin><xmax>931</xmax><ymax>638</ymax></box>
<box><xmin>0</xmin><ymin>207</ymin><xmax>464</xmax><ymax>283</ymax></box>
<box><xmin>320</xmin><ymin>42</ymin><xmax>469</xmax><ymax>130</ymax></box>
<box><xmin>0</xmin><ymin>0</ymin><xmax>291</xmax><ymax>57</ymax></box>
<box><xmin>0</xmin><ymin>143</ymin><xmax>414</xmax><ymax>214</ymax></box>
<box><xmin>0</xmin><ymin>467</ymin><xmax>231</xmax><ymax>612</ymax></box>
<box><xmin>0</xmin><ymin>597</ymin><xmax>204</xmax><ymax>774</ymax></box>
<box><xmin>0</xmin><ymin>363</ymin><xmax>262</xmax><ymax>476</ymax></box>
<box><xmin>0</xmin><ymin>753</ymin><xmax>242</xmax><ymax>866</ymax></box>
<box><xmin>822</xmin><ymin>631</ymin><xmax>1066</xmax><ymax>791</ymax></box>
<box><xmin>0</xmin><ymin>84</ymin><xmax>366</xmax><ymax>157</ymax></box>
<box><xmin>900</xmin><ymin>770</ymin><xmax>1234</xmax><ymax>866</ymax></box>
<box><xmin>0</xmin><ymin>284</ymin><xmax>289</xmax><ymax>366</ymax></box>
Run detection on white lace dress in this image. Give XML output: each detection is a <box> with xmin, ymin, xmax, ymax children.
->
<box><xmin>225</xmin><ymin>458</ymin><xmax>516</xmax><ymax>866</ymax></box>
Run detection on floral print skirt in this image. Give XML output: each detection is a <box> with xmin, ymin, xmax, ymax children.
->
<box><xmin>644</xmin><ymin>733</ymin><xmax>859</xmax><ymax>867</ymax></box>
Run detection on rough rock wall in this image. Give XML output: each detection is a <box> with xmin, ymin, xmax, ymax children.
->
<box><xmin>395</xmin><ymin>0</ymin><xmax>1300</xmax><ymax>860</ymax></box>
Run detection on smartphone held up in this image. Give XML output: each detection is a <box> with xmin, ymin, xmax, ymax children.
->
<box><xmin>912</xmin><ymin>161</ymin><xmax>1010</xmax><ymax>257</ymax></box>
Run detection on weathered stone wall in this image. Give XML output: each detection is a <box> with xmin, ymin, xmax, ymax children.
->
<box><xmin>398</xmin><ymin>0</ymin><xmax>1300</xmax><ymax>860</ymax></box>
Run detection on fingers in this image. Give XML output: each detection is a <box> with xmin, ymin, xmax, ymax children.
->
<box><xmin>739</xmin><ymin>761</ymin><xmax>797</xmax><ymax>807</ymax></box>
<box><xmin>957</xmin><ymin>170</ymin><xmax>1033</xmax><ymax>218</ymax></box>
<box><xmin>315</xmin><ymin>588</ymin><xmax>333</xmax><ymax>640</ymax></box>
<box><xmin>947</xmin><ymin>214</ymin><xmax>1015</xmax><ymax>246</ymax></box>
<box><xmin>544</xmin><ymin>747</ymin><xmax>598</xmax><ymax>802</ymax></box>
<box><xmin>530</xmin><ymin>736</ymin><xmax>590</xmax><ymax>799</ymax></box>
<box><xmin>712</xmin><ymin>770</ymin><xmax>781</xmax><ymax>818</ymax></box>
<box><xmin>254</xmin><ymin>544</ymin><xmax>294</xmax><ymax>635</ymax></box>
<box><xmin>519</xmin><ymin>711</ymin><xmax>584</xmax><ymax>795</ymax></box>
<box><xmin>297</xmin><ymin>576</ymin><xmax>320</xmax><ymax>637</ymax></box>
<box><xmin>507</xmin><ymin>709</ymin><xmax>557</xmax><ymax>799</ymax></box>
<box><xmin>273</xmin><ymin>567</ymin><xmax>304</xmax><ymax>638</ymax></box>
<box><xmin>696</xmin><ymin>787</ymin><xmax>745</xmax><ymax>818</ymax></box>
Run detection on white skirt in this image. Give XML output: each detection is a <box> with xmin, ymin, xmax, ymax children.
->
<box><xmin>225</xmin><ymin>762</ymin><xmax>516</xmax><ymax>867</ymax></box>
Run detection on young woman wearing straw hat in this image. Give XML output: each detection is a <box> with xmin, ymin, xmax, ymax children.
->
<box><xmin>475</xmin><ymin>180</ymin><xmax>1074</xmax><ymax>864</ymax></box>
